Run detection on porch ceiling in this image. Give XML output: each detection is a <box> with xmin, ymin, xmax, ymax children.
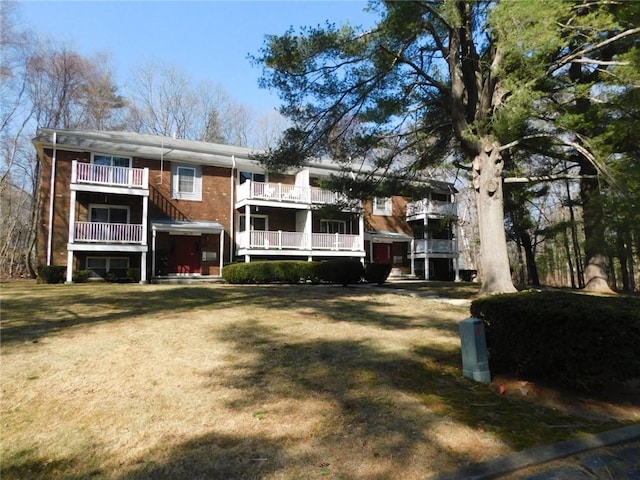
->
<box><xmin>151</xmin><ymin>220</ymin><xmax>224</xmax><ymax>234</ymax></box>
<box><xmin>365</xmin><ymin>230</ymin><xmax>414</xmax><ymax>243</ymax></box>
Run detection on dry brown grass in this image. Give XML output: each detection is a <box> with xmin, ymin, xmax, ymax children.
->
<box><xmin>1</xmin><ymin>282</ymin><xmax>635</xmax><ymax>480</ymax></box>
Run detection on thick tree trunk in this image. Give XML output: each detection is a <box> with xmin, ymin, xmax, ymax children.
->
<box><xmin>473</xmin><ymin>139</ymin><xmax>517</xmax><ymax>295</ymax></box>
<box><xmin>580</xmin><ymin>166</ymin><xmax>615</xmax><ymax>294</ymax></box>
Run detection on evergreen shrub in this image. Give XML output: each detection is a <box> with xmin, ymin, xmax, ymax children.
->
<box><xmin>73</xmin><ymin>270</ymin><xmax>92</xmax><ymax>283</ymax></box>
<box><xmin>223</xmin><ymin>261</ymin><xmax>318</xmax><ymax>284</ymax></box>
<box><xmin>470</xmin><ymin>291</ymin><xmax>640</xmax><ymax>391</ymax></box>
<box><xmin>315</xmin><ymin>259</ymin><xmax>364</xmax><ymax>286</ymax></box>
<box><xmin>364</xmin><ymin>263</ymin><xmax>392</xmax><ymax>285</ymax></box>
<box><xmin>37</xmin><ymin>265</ymin><xmax>66</xmax><ymax>284</ymax></box>
<box><xmin>127</xmin><ymin>268</ymin><xmax>141</xmax><ymax>283</ymax></box>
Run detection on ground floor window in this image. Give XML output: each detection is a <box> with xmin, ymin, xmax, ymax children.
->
<box><xmin>86</xmin><ymin>257</ymin><xmax>130</xmax><ymax>279</ymax></box>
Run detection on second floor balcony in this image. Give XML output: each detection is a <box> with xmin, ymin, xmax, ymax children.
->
<box><xmin>412</xmin><ymin>239</ymin><xmax>457</xmax><ymax>254</ymax></box>
<box><xmin>237</xmin><ymin>230</ymin><xmax>362</xmax><ymax>252</ymax></box>
<box><xmin>236</xmin><ymin>180</ymin><xmax>349</xmax><ymax>207</ymax></box>
<box><xmin>73</xmin><ymin>222</ymin><xmax>145</xmax><ymax>244</ymax></box>
<box><xmin>72</xmin><ymin>161</ymin><xmax>149</xmax><ymax>192</ymax></box>
<box><xmin>406</xmin><ymin>199</ymin><xmax>457</xmax><ymax>219</ymax></box>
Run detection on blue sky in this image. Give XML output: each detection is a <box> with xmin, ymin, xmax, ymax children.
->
<box><xmin>18</xmin><ymin>1</ymin><xmax>376</xmax><ymax>114</ymax></box>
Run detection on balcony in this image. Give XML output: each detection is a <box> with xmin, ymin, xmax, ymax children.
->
<box><xmin>406</xmin><ymin>199</ymin><xmax>457</xmax><ymax>218</ymax></box>
<box><xmin>237</xmin><ymin>230</ymin><xmax>362</xmax><ymax>252</ymax></box>
<box><xmin>71</xmin><ymin>161</ymin><xmax>149</xmax><ymax>192</ymax></box>
<box><xmin>412</xmin><ymin>239</ymin><xmax>457</xmax><ymax>254</ymax></box>
<box><xmin>236</xmin><ymin>181</ymin><xmax>349</xmax><ymax>206</ymax></box>
<box><xmin>73</xmin><ymin>222</ymin><xmax>144</xmax><ymax>244</ymax></box>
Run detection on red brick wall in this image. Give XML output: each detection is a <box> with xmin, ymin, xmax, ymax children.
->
<box><xmin>364</xmin><ymin>196</ymin><xmax>412</xmax><ymax>235</ymax></box>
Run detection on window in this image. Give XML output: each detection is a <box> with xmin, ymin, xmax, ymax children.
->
<box><xmin>373</xmin><ymin>197</ymin><xmax>392</xmax><ymax>216</ymax></box>
<box><xmin>172</xmin><ymin>164</ymin><xmax>202</xmax><ymax>201</ymax></box>
<box><xmin>177</xmin><ymin>167</ymin><xmax>195</xmax><ymax>194</ymax></box>
<box><xmin>432</xmin><ymin>192</ymin><xmax>451</xmax><ymax>203</ymax></box>
<box><xmin>239</xmin><ymin>215</ymin><xmax>268</xmax><ymax>231</ymax></box>
<box><xmin>320</xmin><ymin>219</ymin><xmax>346</xmax><ymax>234</ymax></box>
<box><xmin>86</xmin><ymin>256</ymin><xmax>130</xmax><ymax>278</ymax></box>
<box><xmin>239</xmin><ymin>171</ymin><xmax>266</xmax><ymax>184</ymax></box>
<box><xmin>93</xmin><ymin>154</ymin><xmax>131</xmax><ymax>168</ymax></box>
<box><xmin>89</xmin><ymin>205</ymin><xmax>129</xmax><ymax>224</ymax></box>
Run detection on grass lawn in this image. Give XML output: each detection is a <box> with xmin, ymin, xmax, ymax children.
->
<box><xmin>1</xmin><ymin>282</ymin><xmax>636</xmax><ymax>480</ymax></box>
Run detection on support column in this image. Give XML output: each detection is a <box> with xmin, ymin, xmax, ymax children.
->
<box><xmin>410</xmin><ymin>238</ymin><xmax>415</xmax><ymax>276</ymax></box>
<box><xmin>219</xmin><ymin>231</ymin><xmax>225</xmax><ymax>275</ymax></box>
<box><xmin>66</xmin><ymin>189</ymin><xmax>77</xmax><ymax>283</ymax></box>
<box><xmin>151</xmin><ymin>228</ymin><xmax>157</xmax><ymax>278</ymax></box>
<box><xmin>66</xmin><ymin>250</ymin><xmax>74</xmax><ymax>283</ymax></box>
<box><xmin>140</xmin><ymin>251</ymin><xmax>147</xmax><ymax>283</ymax></box>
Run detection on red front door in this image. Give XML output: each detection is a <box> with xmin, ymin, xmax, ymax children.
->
<box><xmin>169</xmin><ymin>235</ymin><xmax>201</xmax><ymax>274</ymax></box>
<box><xmin>373</xmin><ymin>243</ymin><xmax>392</xmax><ymax>264</ymax></box>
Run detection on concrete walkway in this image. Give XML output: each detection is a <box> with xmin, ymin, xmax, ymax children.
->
<box><xmin>428</xmin><ymin>424</ymin><xmax>640</xmax><ymax>480</ymax></box>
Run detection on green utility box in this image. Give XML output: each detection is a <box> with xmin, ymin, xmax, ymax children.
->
<box><xmin>459</xmin><ymin>317</ymin><xmax>491</xmax><ymax>383</ymax></box>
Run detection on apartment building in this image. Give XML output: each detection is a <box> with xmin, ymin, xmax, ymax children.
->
<box><xmin>33</xmin><ymin>129</ymin><xmax>461</xmax><ymax>283</ymax></box>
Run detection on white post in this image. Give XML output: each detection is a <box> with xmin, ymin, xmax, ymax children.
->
<box><xmin>410</xmin><ymin>238</ymin><xmax>415</xmax><ymax>276</ymax></box>
<box><xmin>68</xmin><ymin>189</ymin><xmax>77</xmax><ymax>245</ymax></box>
<box><xmin>358</xmin><ymin>214</ymin><xmax>365</xmax><ymax>252</ymax></box>
<box><xmin>219</xmin><ymin>231</ymin><xmax>224</xmax><ymax>275</ymax></box>
<box><xmin>151</xmin><ymin>228</ymin><xmax>157</xmax><ymax>278</ymax></box>
<box><xmin>141</xmin><ymin>195</ymin><xmax>149</xmax><ymax>246</ymax></box>
<box><xmin>66</xmin><ymin>250</ymin><xmax>74</xmax><ymax>283</ymax></box>
<box><xmin>140</xmin><ymin>251</ymin><xmax>147</xmax><ymax>283</ymax></box>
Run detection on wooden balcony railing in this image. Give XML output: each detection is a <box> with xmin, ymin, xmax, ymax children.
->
<box><xmin>74</xmin><ymin>222</ymin><xmax>144</xmax><ymax>244</ymax></box>
<box><xmin>236</xmin><ymin>181</ymin><xmax>349</xmax><ymax>206</ymax></box>
<box><xmin>412</xmin><ymin>239</ymin><xmax>456</xmax><ymax>254</ymax></box>
<box><xmin>72</xmin><ymin>161</ymin><xmax>149</xmax><ymax>189</ymax></box>
<box><xmin>406</xmin><ymin>200</ymin><xmax>457</xmax><ymax>218</ymax></box>
<box><xmin>237</xmin><ymin>230</ymin><xmax>361</xmax><ymax>251</ymax></box>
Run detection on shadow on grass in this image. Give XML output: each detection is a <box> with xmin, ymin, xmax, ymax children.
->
<box><xmin>0</xmin><ymin>283</ymin><xmax>462</xmax><ymax>345</ymax></box>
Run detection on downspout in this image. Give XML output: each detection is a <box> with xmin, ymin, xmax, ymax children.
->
<box><xmin>46</xmin><ymin>131</ymin><xmax>57</xmax><ymax>265</ymax></box>
<box><xmin>229</xmin><ymin>155</ymin><xmax>236</xmax><ymax>264</ymax></box>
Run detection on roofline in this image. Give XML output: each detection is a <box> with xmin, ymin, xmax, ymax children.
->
<box><xmin>32</xmin><ymin>128</ymin><xmax>455</xmax><ymax>191</ymax></box>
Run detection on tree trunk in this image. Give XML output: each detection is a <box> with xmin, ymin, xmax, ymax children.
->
<box><xmin>473</xmin><ymin>139</ymin><xmax>517</xmax><ymax>294</ymax></box>
<box><xmin>580</xmin><ymin>167</ymin><xmax>615</xmax><ymax>293</ymax></box>
<box><xmin>520</xmin><ymin>230</ymin><xmax>540</xmax><ymax>286</ymax></box>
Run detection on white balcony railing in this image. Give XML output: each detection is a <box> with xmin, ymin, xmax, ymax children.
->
<box><xmin>72</xmin><ymin>161</ymin><xmax>149</xmax><ymax>189</ymax></box>
<box><xmin>74</xmin><ymin>222</ymin><xmax>144</xmax><ymax>244</ymax></box>
<box><xmin>413</xmin><ymin>239</ymin><xmax>456</xmax><ymax>254</ymax></box>
<box><xmin>406</xmin><ymin>199</ymin><xmax>457</xmax><ymax>218</ymax></box>
<box><xmin>236</xmin><ymin>181</ymin><xmax>349</xmax><ymax>206</ymax></box>
<box><xmin>237</xmin><ymin>230</ymin><xmax>361</xmax><ymax>251</ymax></box>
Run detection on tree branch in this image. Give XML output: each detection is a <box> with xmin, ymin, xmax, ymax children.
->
<box><xmin>547</xmin><ymin>27</ymin><xmax>640</xmax><ymax>75</ymax></box>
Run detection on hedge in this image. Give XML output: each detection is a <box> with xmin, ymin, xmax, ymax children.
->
<box><xmin>364</xmin><ymin>263</ymin><xmax>392</xmax><ymax>285</ymax></box>
<box><xmin>222</xmin><ymin>261</ymin><xmax>319</xmax><ymax>284</ymax></box>
<box><xmin>222</xmin><ymin>259</ymin><xmax>365</xmax><ymax>285</ymax></box>
<box><xmin>37</xmin><ymin>265</ymin><xmax>66</xmax><ymax>284</ymax></box>
<box><xmin>470</xmin><ymin>290</ymin><xmax>640</xmax><ymax>391</ymax></box>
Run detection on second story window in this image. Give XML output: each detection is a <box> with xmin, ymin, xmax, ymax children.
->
<box><xmin>320</xmin><ymin>219</ymin><xmax>347</xmax><ymax>234</ymax></box>
<box><xmin>239</xmin><ymin>171</ymin><xmax>267</xmax><ymax>184</ymax></box>
<box><xmin>373</xmin><ymin>196</ymin><xmax>392</xmax><ymax>216</ymax></box>
<box><xmin>93</xmin><ymin>154</ymin><xmax>131</xmax><ymax>168</ymax></box>
<box><xmin>177</xmin><ymin>167</ymin><xmax>195</xmax><ymax>194</ymax></box>
<box><xmin>172</xmin><ymin>164</ymin><xmax>202</xmax><ymax>201</ymax></box>
<box><xmin>90</xmin><ymin>205</ymin><xmax>129</xmax><ymax>224</ymax></box>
